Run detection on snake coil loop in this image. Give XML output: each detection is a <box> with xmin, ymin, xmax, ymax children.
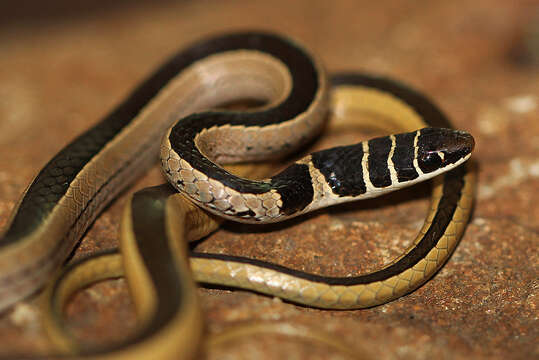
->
<box><xmin>0</xmin><ymin>32</ymin><xmax>475</xmax><ymax>359</ymax></box>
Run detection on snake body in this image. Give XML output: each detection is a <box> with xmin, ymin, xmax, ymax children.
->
<box><xmin>0</xmin><ymin>32</ymin><xmax>475</xmax><ymax>358</ymax></box>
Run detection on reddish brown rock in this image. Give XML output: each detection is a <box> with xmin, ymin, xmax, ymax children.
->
<box><xmin>0</xmin><ymin>0</ymin><xmax>537</xmax><ymax>359</ymax></box>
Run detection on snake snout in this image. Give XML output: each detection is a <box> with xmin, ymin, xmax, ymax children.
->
<box><xmin>441</xmin><ymin>129</ymin><xmax>475</xmax><ymax>158</ymax></box>
<box><xmin>455</xmin><ymin>130</ymin><xmax>475</xmax><ymax>154</ymax></box>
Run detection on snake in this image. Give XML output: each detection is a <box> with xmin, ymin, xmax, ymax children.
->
<box><xmin>0</xmin><ymin>32</ymin><xmax>475</xmax><ymax>358</ymax></box>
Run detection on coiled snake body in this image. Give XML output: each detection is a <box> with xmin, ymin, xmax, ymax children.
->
<box><xmin>0</xmin><ymin>32</ymin><xmax>475</xmax><ymax>358</ymax></box>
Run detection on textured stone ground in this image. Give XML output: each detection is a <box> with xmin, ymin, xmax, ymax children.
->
<box><xmin>0</xmin><ymin>0</ymin><xmax>537</xmax><ymax>359</ymax></box>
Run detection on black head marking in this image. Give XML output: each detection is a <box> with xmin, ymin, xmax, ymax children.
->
<box><xmin>417</xmin><ymin>128</ymin><xmax>475</xmax><ymax>174</ymax></box>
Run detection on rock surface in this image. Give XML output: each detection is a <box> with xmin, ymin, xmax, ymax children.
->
<box><xmin>0</xmin><ymin>0</ymin><xmax>537</xmax><ymax>359</ymax></box>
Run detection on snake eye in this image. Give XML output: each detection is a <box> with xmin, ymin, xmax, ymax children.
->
<box><xmin>419</xmin><ymin>151</ymin><xmax>443</xmax><ymax>173</ymax></box>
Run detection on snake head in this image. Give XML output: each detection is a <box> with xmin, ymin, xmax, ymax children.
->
<box><xmin>416</xmin><ymin>127</ymin><xmax>475</xmax><ymax>174</ymax></box>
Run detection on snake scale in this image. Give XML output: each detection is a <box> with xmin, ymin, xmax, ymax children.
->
<box><xmin>0</xmin><ymin>32</ymin><xmax>475</xmax><ymax>358</ymax></box>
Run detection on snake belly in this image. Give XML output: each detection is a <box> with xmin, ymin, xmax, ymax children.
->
<box><xmin>0</xmin><ymin>31</ymin><xmax>476</xmax><ymax>359</ymax></box>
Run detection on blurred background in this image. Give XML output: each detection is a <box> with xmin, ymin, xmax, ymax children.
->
<box><xmin>0</xmin><ymin>1</ymin><xmax>537</xmax><ymax>359</ymax></box>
